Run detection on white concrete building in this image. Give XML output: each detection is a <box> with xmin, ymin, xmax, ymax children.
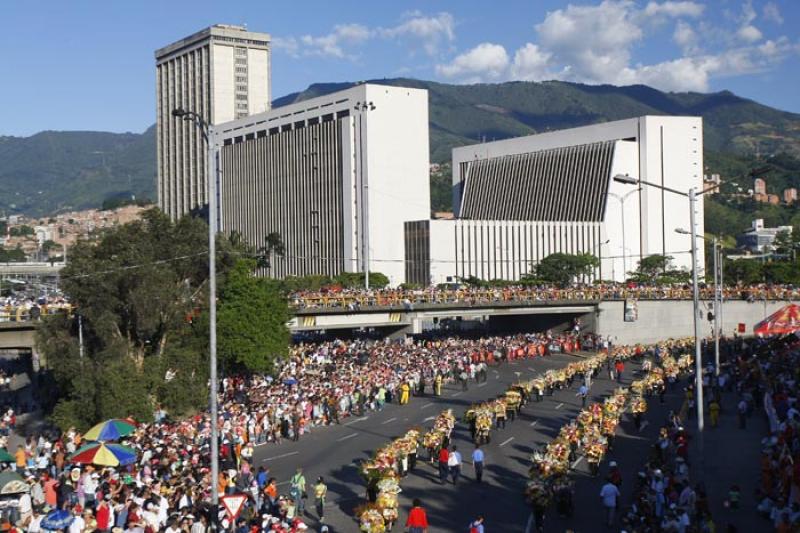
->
<box><xmin>406</xmin><ymin>116</ymin><xmax>704</xmax><ymax>285</ymax></box>
<box><xmin>216</xmin><ymin>84</ymin><xmax>430</xmax><ymax>284</ymax></box>
<box><xmin>156</xmin><ymin>24</ymin><xmax>272</xmax><ymax>219</ymax></box>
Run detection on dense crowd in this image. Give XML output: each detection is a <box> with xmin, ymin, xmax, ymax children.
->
<box><xmin>289</xmin><ymin>283</ymin><xmax>800</xmax><ymax>310</ymax></box>
<box><xmin>0</xmin><ymin>294</ymin><xmax>71</xmax><ymax>322</ymax></box>
<box><xmin>0</xmin><ymin>330</ymin><xmax>598</xmax><ymax>532</ymax></box>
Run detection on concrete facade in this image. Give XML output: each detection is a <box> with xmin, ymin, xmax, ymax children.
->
<box><xmin>596</xmin><ymin>299</ymin><xmax>792</xmax><ymax>344</ymax></box>
<box><xmin>156</xmin><ymin>24</ymin><xmax>272</xmax><ymax>219</ymax></box>
<box><xmin>216</xmin><ymin>84</ymin><xmax>430</xmax><ymax>284</ymax></box>
<box><xmin>445</xmin><ymin>116</ymin><xmax>704</xmax><ymax>282</ymax></box>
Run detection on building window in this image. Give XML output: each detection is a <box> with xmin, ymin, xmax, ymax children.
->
<box><xmin>234</xmin><ymin>47</ymin><xmax>247</xmax><ymax>56</ymax></box>
<box><xmin>235</xmin><ymin>58</ymin><xmax>247</xmax><ymax>65</ymax></box>
<box><xmin>236</xmin><ymin>85</ymin><xmax>248</xmax><ymax>93</ymax></box>
<box><xmin>236</xmin><ymin>94</ymin><xmax>248</xmax><ymax>101</ymax></box>
<box><xmin>235</xmin><ymin>66</ymin><xmax>247</xmax><ymax>74</ymax></box>
<box><xmin>235</xmin><ymin>75</ymin><xmax>247</xmax><ymax>83</ymax></box>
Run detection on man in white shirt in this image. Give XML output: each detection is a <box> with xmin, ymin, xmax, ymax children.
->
<box><xmin>448</xmin><ymin>445</ymin><xmax>462</xmax><ymax>485</ymax></box>
<box><xmin>599</xmin><ymin>478</ymin><xmax>620</xmax><ymax>527</ymax></box>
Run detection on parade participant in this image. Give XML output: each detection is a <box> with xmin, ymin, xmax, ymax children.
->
<box><xmin>600</xmin><ymin>477</ymin><xmax>621</xmax><ymax>527</ymax></box>
<box><xmin>405</xmin><ymin>498</ymin><xmax>429</xmax><ymax>533</ymax></box>
<box><xmin>494</xmin><ymin>400</ymin><xmax>507</xmax><ymax>430</ymax></box>
<box><xmin>577</xmin><ymin>383</ymin><xmax>588</xmax><ymax>407</ymax></box>
<box><xmin>438</xmin><ymin>446</ymin><xmax>450</xmax><ymax>484</ymax></box>
<box><xmin>468</xmin><ymin>515</ymin><xmax>485</xmax><ymax>533</ymax></box>
<box><xmin>290</xmin><ymin>468</ymin><xmax>307</xmax><ymax>517</ymax></box>
<box><xmin>448</xmin><ymin>445</ymin><xmax>462</xmax><ymax>485</ymax></box>
<box><xmin>314</xmin><ymin>476</ymin><xmax>327</xmax><ymax>522</ymax></box>
<box><xmin>472</xmin><ymin>445</ymin><xmax>485</xmax><ymax>483</ymax></box>
<box><xmin>400</xmin><ymin>381</ymin><xmax>411</xmax><ymax>405</ymax></box>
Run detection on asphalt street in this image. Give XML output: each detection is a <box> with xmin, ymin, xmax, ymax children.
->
<box><xmin>251</xmin><ymin>353</ymin><xmax>657</xmax><ymax>532</ymax></box>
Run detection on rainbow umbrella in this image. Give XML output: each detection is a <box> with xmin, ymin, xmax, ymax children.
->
<box><xmin>83</xmin><ymin>419</ymin><xmax>137</xmax><ymax>442</ymax></box>
<box><xmin>69</xmin><ymin>442</ymin><xmax>136</xmax><ymax>467</ymax></box>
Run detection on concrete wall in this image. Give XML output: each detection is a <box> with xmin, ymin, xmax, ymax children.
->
<box><xmin>596</xmin><ymin>299</ymin><xmax>794</xmax><ymax>344</ymax></box>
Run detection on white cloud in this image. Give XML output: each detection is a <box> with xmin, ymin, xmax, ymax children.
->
<box><xmin>299</xmin><ymin>24</ymin><xmax>372</xmax><ymax>59</ymax></box>
<box><xmin>642</xmin><ymin>1</ymin><xmax>704</xmax><ymax>18</ymax></box>
<box><xmin>673</xmin><ymin>20</ymin><xmax>699</xmax><ymax>54</ymax></box>
<box><xmin>737</xmin><ymin>24</ymin><xmax>763</xmax><ymax>43</ymax></box>
<box><xmin>436</xmin><ymin>43</ymin><xmax>510</xmax><ymax>82</ymax></box>
<box><xmin>510</xmin><ymin>43</ymin><xmax>553</xmax><ymax>81</ymax></box>
<box><xmin>763</xmin><ymin>2</ymin><xmax>783</xmax><ymax>24</ymax></box>
<box><xmin>380</xmin><ymin>12</ymin><xmax>455</xmax><ymax>55</ymax></box>
<box><xmin>534</xmin><ymin>1</ymin><xmax>643</xmax><ymax>84</ymax></box>
<box><xmin>272</xmin><ymin>36</ymin><xmax>300</xmax><ymax>57</ymax></box>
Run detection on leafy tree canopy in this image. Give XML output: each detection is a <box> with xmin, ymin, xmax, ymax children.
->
<box><xmin>527</xmin><ymin>253</ymin><xmax>599</xmax><ymax>287</ymax></box>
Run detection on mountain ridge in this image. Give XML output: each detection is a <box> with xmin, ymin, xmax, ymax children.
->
<box><xmin>3</xmin><ymin>79</ymin><xmax>800</xmax><ymax>216</ymax></box>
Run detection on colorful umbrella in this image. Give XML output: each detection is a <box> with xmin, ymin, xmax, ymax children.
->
<box><xmin>41</xmin><ymin>510</ymin><xmax>74</xmax><ymax>531</ymax></box>
<box><xmin>0</xmin><ymin>449</ymin><xmax>14</xmax><ymax>462</ymax></box>
<box><xmin>83</xmin><ymin>418</ymin><xmax>137</xmax><ymax>441</ymax></box>
<box><xmin>69</xmin><ymin>442</ymin><xmax>136</xmax><ymax>467</ymax></box>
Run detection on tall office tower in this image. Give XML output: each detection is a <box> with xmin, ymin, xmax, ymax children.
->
<box><xmin>155</xmin><ymin>24</ymin><xmax>271</xmax><ymax>219</ymax></box>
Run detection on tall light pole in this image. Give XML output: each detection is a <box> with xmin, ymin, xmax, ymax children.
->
<box><xmin>171</xmin><ymin>108</ymin><xmax>220</xmax><ymax>514</ymax></box>
<box><xmin>354</xmin><ymin>101</ymin><xmax>376</xmax><ymax>289</ymax></box>
<box><xmin>606</xmin><ymin>189</ymin><xmax>639</xmax><ymax>279</ymax></box>
<box><xmin>677</xmin><ymin>231</ymin><xmax>723</xmax><ymax>377</ymax></box>
<box><xmin>614</xmin><ymin>173</ymin><xmax>718</xmax><ymax>475</ymax></box>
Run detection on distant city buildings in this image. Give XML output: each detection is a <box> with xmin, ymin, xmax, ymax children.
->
<box><xmin>737</xmin><ymin>218</ymin><xmax>793</xmax><ymax>253</ymax></box>
<box><xmin>784</xmin><ymin>188</ymin><xmax>797</xmax><ymax>204</ymax></box>
<box><xmin>703</xmin><ymin>173</ymin><xmax>721</xmax><ymax>194</ymax></box>
<box><xmin>754</xmin><ymin>177</ymin><xmax>767</xmax><ymax>195</ymax></box>
<box><xmin>1</xmin><ymin>205</ymin><xmax>147</xmax><ymax>261</ymax></box>
<box><xmin>156</xmin><ymin>24</ymin><xmax>272</xmax><ymax>220</ymax></box>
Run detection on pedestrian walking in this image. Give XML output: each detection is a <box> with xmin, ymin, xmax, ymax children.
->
<box><xmin>313</xmin><ymin>476</ymin><xmax>327</xmax><ymax>522</ymax></box>
<box><xmin>289</xmin><ymin>468</ymin><xmax>307</xmax><ymax>516</ymax></box>
<box><xmin>468</xmin><ymin>515</ymin><xmax>485</xmax><ymax>533</ymax></box>
<box><xmin>709</xmin><ymin>398</ymin><xmax>720</xmax><ymax>428</ymax></box>
<box><xmin>434</xmin><ymin>374</ymin><xmax>443</xmax><ymax>396</ymax></box>
<box><xmin>615</xmin><ymin>360</ymin><xmax>625</xmax><ymax>383</ymax></box>
<box><xmin>577</xmin><ymin>383</ymin><xmax>588</xmax><ymax>407</ymax></box>
<box><xmin>472</xmin><ymin>445</ymin><xmax>484</xmax><ymax>483</ymax></box>
<box><xmin>405</xmin><ymin>498</ymin><xmax>429</xmax><ymax>533</ymax></box>
<box><xmin>737</xmin><ymin>398</ymin><xmax>747</xmax><ymax>429</ymax></box>
<box><xmin>600</xmin><ymin>477</ymin><xmax>620</xmax><ymax>527</ymax></box>
<box><xmin>448</xmin><ymin>445</ymin><xmax>462</xmax><ymax>485</ymax></box>
<box><xmin>438</xmin><ymin>446</ymin><xmax>449</xmax><ymax>484</ymax></box>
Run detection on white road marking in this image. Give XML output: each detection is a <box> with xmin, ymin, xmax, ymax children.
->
<box><xmin>381</xmin><ymin>417</ymin><xmax>397</xmax><ymax>425</ymax></box>
<box><xmin>337</xmin><ymin>433</ymin><xmax>358</xmax><ymax>442</ymax></box>
<box><xmin>555</xmin><ymin>403</ymin><xmax>564</xmax><ymax>410</ymax></box>
<box><xmin>277</xmin><ymin>480</ymin><xmax>291</xmax><ymax>486</ymax></box>
<box><xmin>422</xmin><ymin>402</ymin><xmax>434</xmax><ymax>409</ymax></box>
<box><xmin>499</xmin><ymin>437</ymin><xmax>514</xmax><ymax>447</ymax></box>
<box><xmin>423</xmin><ymin>416</ymin><xmax>436</xmax><ymax>422</ymax></box>
<box><xmin>452</xmin><ymin>392</ymin><xmax>463</xmax><ymax>397</ymax></box>
<box><xmin>528</xmin><ymin>367</ymin><xmax>537</xmax><ymax>373</ymax></box>
<box><xmin>263</xmin><ymin>451</ymin><xmax>299</xmax><ymax>462</ymax></box>
<box><xmin>478</xmin><ymin>382</ymin><xmax>487</xmax><ymax>388</ymax></box>
<box><xmin>345</xmin><ymin>416</ymin><xmax>368</xmax><ymax>426</ymax></box>
<box><xmin>495</xmin><ymin>374</ymin><xmax>499</xmax><ymax>380</ymax></box>
<box><xmin>571</xmin><ymin>456</ymin><xmax>585</xmax><ymax>469</ymax></box>
<box><xmin>530</xmin><ymin>420</ymin><xmax>538</xmax><ymax>427</ymax></box>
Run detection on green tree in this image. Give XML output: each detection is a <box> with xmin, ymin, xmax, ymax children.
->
<box><xmin>724</xmin><ymin>258</ymin><xmax>764</xmax><ymax>285</ymax></box>
<box><xmin>333</xmin><ymin>271</ymin><xmax>390</xmax><ymax>289</ymax></box>
<box><xmin>630</xmin><ymin>254</ymin><xmax>673</xmax><ymax>283</ymax></box>
<box><xmin>217</xmin><ymin>259</ymin><xmax>290</xmax><ymax>372</ymax></box>
<box><xmin>36</xmin><ymin>209</ymin><xmax>242</xmax><ymax>431</ymax></box>
<box><xmin>8</xmin><ymin>225</ymin><xmax>34</xmax><ymax>237</ymax></box>
<box><xmin>256</xmin><ymin>232</ymin><xmax>286</xmax><ymax>271</ymax></box>
<box><xmin>532</xmin><ymin>253</ymin><xmax>599</xmax><ymax>286</ymax></box>
<box><xmin>0</xmin><ymin>246</ymin><xmax>26</xmax><ymax>262</ymax></box>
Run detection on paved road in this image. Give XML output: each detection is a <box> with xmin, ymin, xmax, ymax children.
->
<box><xmin>251</xmin><ymin>353</ymin><xmax>651</xmax><ymax>532</ymax></box>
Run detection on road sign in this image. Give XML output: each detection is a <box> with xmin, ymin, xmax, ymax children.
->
<box><xmin>221</xmin><ymin>494</ymin><xmax>247</xmax><ymax>520</ymax></box>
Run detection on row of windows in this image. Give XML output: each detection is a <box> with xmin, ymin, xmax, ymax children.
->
<box><xmin>236</xmin><ymin>85</ymin><xmax>248</xmax><ymax>93</ymax></box>
<box><xmin>213</xmin><ymin>36</ymin><xmax>269</xmax><ymax>46</ymax></box>
<box><xmin>235</xmin><ymin>66</ymin><xmax>248</xmax><ymax>74</ymax></box>
<box><xmin>222</xmin><ymin>110</ymin><xmax>349</xmax><ymax>146</ymax></box>
<box><xmin>234</xmin><ymin>47</ymin><xmax>248</xmax><ymax>56</ymax></box>
<box><xmin>236</xmin><ymin>94</ymin><xmax>248</xmax><ymax>101</ymax></box>
<box><xmin>235</xmin><ymin>58</ymin><xmax>247</xmax><ymax>65</ymax></box>
<box><xmin>235</xmin><ymin>75</ymin><xmax>247</xmax><ymax>83</ymax></box>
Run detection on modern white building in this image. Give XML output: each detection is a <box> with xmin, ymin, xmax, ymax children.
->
<box><xmin>156</xmin><ymin>24</ymin><xmax>272</xmax><ymax>219</ymax></box>
<box><xmin>216</xmin><ymin>83</ymin><xmax>430</xmax><ymax>284</ymax></box>
<box><xmin>405</xmin><ymin>116</ymin><xmax>704</xmax><ymax>285</ymax></box>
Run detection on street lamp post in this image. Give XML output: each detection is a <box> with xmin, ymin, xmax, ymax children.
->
<box><xmin>614</xmin><ymin>173</ymin><xmax>718</xmax><ymax>475</ymax></box>
<box><xmin>606</xmin><ymin>189</ymin><xmax>639</xmax><ymax>278</ymax></box>
<box><xmin>353</xmin><ymin>101</ymin><xmax>376</xmax><ymax>290</ymax></box>
<box><xmin>171</xmin><ymin>108</ymin><xmax>220</xmax><ymax>516</ymax></box>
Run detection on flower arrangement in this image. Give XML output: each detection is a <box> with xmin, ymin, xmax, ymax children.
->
<box><xmin>356</xmin><ymin>505</ymin><xmax>386</xmax><ymax>533</ymax></box>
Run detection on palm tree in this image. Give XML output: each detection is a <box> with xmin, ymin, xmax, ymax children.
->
<box><xmin>256</xmin><ymin>232</ymin><xmax>285</xmax><ymax>271</ymax></box>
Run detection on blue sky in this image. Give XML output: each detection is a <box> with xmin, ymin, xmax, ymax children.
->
<box><xmin>1</xmin><ymin>0</ymin><xmax>798</xmax><ymax>136</ymax></box>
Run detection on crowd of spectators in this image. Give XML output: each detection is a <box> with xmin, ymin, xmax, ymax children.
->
<box><xmin>289</xmin><ymin>284</ymin><xmax>800</xmax><ymax>310</ymax></box>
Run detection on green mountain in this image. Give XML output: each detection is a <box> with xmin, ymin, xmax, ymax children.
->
<box><xmin>0</xmin><ymin>127</ymin><xmax>156</xmax><ymax>217</ymax></box>
<box><xmin>3</xmin><ymin>78</ymin><xmax>800</xmax><ymax>218</ymax></box>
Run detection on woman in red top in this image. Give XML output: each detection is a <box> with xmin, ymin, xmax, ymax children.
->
<box><xmin>405</xmin><ymin>498</ymin><xmax>429</xmax><ymax>533</ymax></box>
